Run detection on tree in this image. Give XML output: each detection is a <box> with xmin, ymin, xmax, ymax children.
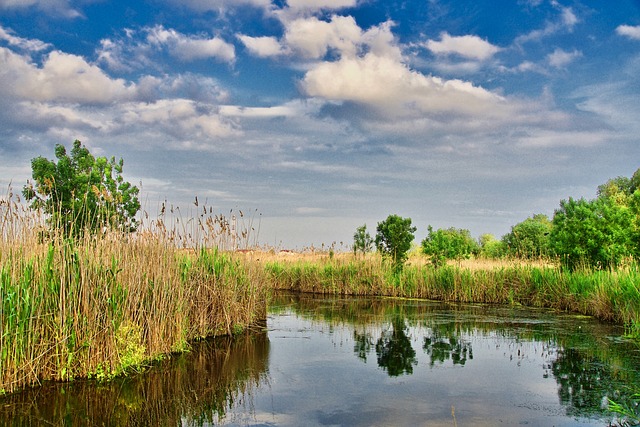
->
<box><xmin>375</xmin><ymin>214</ymin><xmax>416</xmax><ymax>271</ymax></box>
<box><xmin>550</xmin><ymin>196</ymin><xmax>635</xmax><ymax>270</ymax></box>
<box><xmin>23</xmin><ymin>140</ymin><xmax>141</xmax><ymax>237</ymax></box>
<box><xmin>478</xmin><ymin>233</ymin><xmax>506</xmax><ymax>259</ymax></box>
<box><xmin>502</xmin><ymin>214</ymin><xmax>552</xmax><ymax>259</ymax></box>
<box><xmin>353</xmin><ymin>224</ymin><xmax>374</xmax><ymax>256</ymax></box>
<box><xmin>421</xmin><ymin>226</ymin><xmax>478</xmax><ymax>267</ymax></box>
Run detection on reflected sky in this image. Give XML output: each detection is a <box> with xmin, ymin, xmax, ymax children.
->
<box><xmin>2</xmin><ymin>295</ymin><xmax>637</xmax><ymax>426</ymax></box>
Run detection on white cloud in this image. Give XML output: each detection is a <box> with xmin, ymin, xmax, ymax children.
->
<box><xmin>547</xmin><ymin>48</ymin><xmax>581</xmax><ymax>68</ymax></box>
<box><xmin>425</xmin><ymin>32</ymin><xmax>501</xmax><ymax>61</ymax></box>
<box><xmin>0</xmin><ymin>47</ymin><xmax>136</xmax><ymax>103</ymax></box>
<box><xmin>237</xmin><ymin>35</ymin><xmax>288</xmax><ymax>57</ymax></box>
<box><xmin>302</xmin><ymin>52</ymin><xmax>506</xmax><ymax>119</ymax></box>
<box><xmin>162</xmin><ymin>0</ymin><xmax>271</xmax><ymax>13</ymax></box>
<box><xmin>616</xmin><ymin>25</ymin><xmax>640</xmax><ymax>41</ymax></box>
<box><xmin>285</xmin><ymin>0</ymin><xmax>356</xmax><ymax>12</ymax></box>
<box><xmin>0</xmin><ymin>26</ymin><xmax>51</xmax><ymax>52</ymax></box>
<box><xmin>0</xmin><ymin>0</ymin><xmax>81</xmax><ymax>18</ymax></box>
<box><xmin>146</xmin><ymin>26</ymin><xmax>235</xmax><ymax>62</ymax></box>
<box><xmin>284</xmin><ymin>15</ymin><xmax>362</xmax><ymax>59</ymax></box>
<box><xmin>515</xmin><ymin>4</ymin><xmax>579</xmax><ymax>44</ymax></box>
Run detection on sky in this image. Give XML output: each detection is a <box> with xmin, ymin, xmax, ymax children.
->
<box><xmin>1</xmin><ymin>0</ymin><xmax>640</xmax><ymax>249</ymax></box>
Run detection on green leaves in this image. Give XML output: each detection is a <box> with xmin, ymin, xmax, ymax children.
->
<box><xmin>375</xmin><ymin>214</ymin><xmax>416</xmax><ymax>272</ymax></box>
<box><xmin>22</xmin><ymin>139</ymin><xmax>140</xmax><ymax>237</ymax></box>
<box><xmin>421</xmin><ymin>226</ymin><xmax>478</xmax><ymax>267</ymax></box>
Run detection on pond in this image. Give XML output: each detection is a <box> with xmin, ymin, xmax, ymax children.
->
<box><xmin>2</xmin><ymin>293</ymin><xmax>639</xmax><ymax>426</ymax></box>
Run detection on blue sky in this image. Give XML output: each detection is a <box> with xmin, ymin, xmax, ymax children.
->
<box><xmin>1</xmin><ymin>0</ymin><xmax>639</xmax><ymax>249</ymax></box>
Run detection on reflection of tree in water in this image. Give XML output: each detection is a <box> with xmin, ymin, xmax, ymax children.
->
<box><xmin>354</xmin><ymin>330</ymin><xmax>374</xmax><ymax>363</ymax></box>
<box><xmin>551</xmin><ymin>347</ymin><xmax>638</xmax><ymax>420</ymax></box>
<box><xmin>375</xmin><ymin>316</ymin><xmax>417</xmax><ymax>376</ymax></box>
<box><xmin>423</xmin><ymin>326</ymin><xmax>473</xmax><ymax>367</ymax></box>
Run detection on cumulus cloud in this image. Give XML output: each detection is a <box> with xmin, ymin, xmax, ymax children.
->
<box><xmin>146</xmin><ymin>26</ymin><xmax>235</xmax><ymax>62</ymax></box>
<box><xmin>237</xmin><ymin>35</ymin><xmax>288</xmax><ymax>57</ymax></box>
<box><xmin>0</xmin><ymin>47</ymin><xmax>136</xmax><ymax>103</ymax></box>
<box><xmin>97</xmin><ymin>26</ymin><xmax>235</xmax><ymax>72</ymax></box>
<box><xmin>0</xmin><ymin>26</ymin><xmax>51</xmax><ymax>52</ymax></box>
<box><xmin>0</xmin><ymin>0</ymin><xmax>81</xmax><ymax>18</ymax></box>
<box><xmin>616</xmin><ymin>24</ymin><xmax>640</xmax><ymax>40</ymax></box>
<box><xmin>547</xmin><ymin>48</ymin><xmax>581</xmax><ymax>68</ymax></box>
<box><xmin>425</xmin><ymin>32</ymin><xmax>501</xmax><ymax>61</ymax></box>
<box><xmin>284</xmin><ymin>15</ymin><xmax>363</xmax><ymax>59</ymax></box>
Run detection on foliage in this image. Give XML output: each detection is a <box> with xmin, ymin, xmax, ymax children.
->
<box><xmin>353</xmin><ymin>224</ymin><xmax>374</xmax><ymax>256</ymax></box>
<box><xmin>22</xmin><ymin>140</ymin><xmax>141</xmax><ymax>237</ymax></box>
<box><xmin>608</xmin><ymin>392</ymin><xmax>640</xmax><ymax>426</ymax></box>
<box><xmin>550</xmin><ymin>196</ymin><xmax>636</xmax><ymax>270</ymax></box>
<box><xmin>421</xmin><ymin>226</ymin><xmax>479</xmax><ymax>267</ymax></box>
<box><xmin>374</xmin><ymin>215</ymin><xmax>416</xmax><ymax>271</ymax></box>
<box><xmin>502</xmin><ymin>214</ymin><xmax>552</xmax><ymax>259</ymax></box>
<box><xmin>478</xmin><ymin>233</ymin><xmax>506</xmax><ymax>259</ymax></box>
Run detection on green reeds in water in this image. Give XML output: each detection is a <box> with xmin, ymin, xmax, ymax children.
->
<box><xmin>262</xmin><ymin>254</ymin><xmax>640</xmax><ymax>339</ymax></box>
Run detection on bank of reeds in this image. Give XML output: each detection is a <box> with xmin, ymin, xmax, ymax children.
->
<box><xmin>0</xmin><ymin>194</ymin><xmax>268</xmax><ymax>395</ymax></box>
<box><xmin>260</xmin><ymin>254</ymin><xmax>640</xmax><ymax>338</ymax></box>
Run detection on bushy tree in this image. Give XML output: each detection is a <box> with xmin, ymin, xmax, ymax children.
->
<box><xmin>550</xmin><ymin>196</ymin><xmax>636</xmax><ymax>270</ymax></box>
<box><xmin>502</xmin><ymin>214</ymin><xmax>552</xmax><ymax>259</ymax></box>
<box><xmin>23</xmin><ymin>140</ymin><xmax>140</xmax><ymax>237</ymax></box>
<box><xmin>478</xmin><ymin>233</ymin><xmax>506</xmax><ymax>259</ymax></box>
<box><xmin>353</xmin><ymin>224</ymin><xmax>374</xmax><ymax>256</ymax></box>
<box><xmin>375</xmin><ymin>214</ymin><xmax>416</xmax><ymax>271</ymax></box>
<box><xmin>421</xmin><ymin>226</ymin><xmax>478</xmax><ymax>267</ymax></box>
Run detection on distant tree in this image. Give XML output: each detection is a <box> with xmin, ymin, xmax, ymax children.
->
<box><xmin>478</xmin><ymin>233</ymin><xmax>506</xmax><ymax>259</ymax></box>
<box><xmin>421</xmin><ymin>226</ymin><xmax>478</xmax><ymax>267</ymax></box>
<box><xmin>353</xmin><ymin>224</ymin><xmax>374</xmax><ymax>256</ymax></box>
<box><xmin>375</xmin><ymin>214</ymin><xmax>416</xmax><ymax>271</ymax></box>
<box><xmin>502</xmin><ymin>214</ymin><xmax>552</xmax><ymax>259</ymax></box>
<box><xmin>23</xmin><ymin>140</ymin><xmax>140</xmax><ymax>237</ymax></box>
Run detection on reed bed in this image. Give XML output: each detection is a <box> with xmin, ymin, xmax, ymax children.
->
<box><xmin>257</xmin><ymin>253</ymin><xmax>640</xmax><ymax>338</ymax></box>
<box><xmin>0</xmin><ymin>193</ymin><xmax>269</xmax><ymax>395</ymax></box>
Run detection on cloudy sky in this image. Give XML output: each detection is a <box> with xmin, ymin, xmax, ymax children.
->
<box><xmin>1</xmin><ymin>0</ymin><xmax>639</xmax><ymax>249</ymax></box>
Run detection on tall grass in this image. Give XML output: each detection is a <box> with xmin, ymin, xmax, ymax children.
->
<box><xmin>0</xmin><ymin>190</ymin><xmax>268</xmax><ymax>395</ymax></box>
<box><xmin>259</xmin><ymin>253</ymin><xmax>640</xmax><ymax>338</ymax></box>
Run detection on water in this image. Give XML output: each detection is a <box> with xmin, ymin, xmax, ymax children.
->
<box><xmin>2</xmin><ymin>293</ymin><xmax>639</xmax><ymax>426</ymax></box>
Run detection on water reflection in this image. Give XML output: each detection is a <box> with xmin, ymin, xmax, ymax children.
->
<box><xmin>0</xmin><ymin>328</ymin><xmax>269</xmax><ymax>426</ymax></box>
<box><xmin>2</xmin><ymin>294</ymin><xmax>639</xmax><ymax>426</ymax></box>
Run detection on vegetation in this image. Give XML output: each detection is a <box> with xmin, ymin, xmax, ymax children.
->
<box><xmin>353</xmin><ymin>224</ymin><xmax>374</xmax><ymax>256</ymax></box>
<box><xmin>421</xmin><ymin>226</ymin><xmax>478</xmax><ymax>267</ymax></box>
<box><xmin>374</xmin><ymin>214</ymin><xmax>416</xmax><ymax>271</ymax></box>
<box><xmin>22</xmin><ymin>140</ymin><xmax>140</xmax><ymax>237</ymax></box>
<box><xmin>502</xmin><ymin>214</ymin><xmax>552</xmax><ymax>259</ymax></box>
<box><xmin>0</xmin><ymin>192</ymin><xmax>268</xmax><ymax>395</ymax></box>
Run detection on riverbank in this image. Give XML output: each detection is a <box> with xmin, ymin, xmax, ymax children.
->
<box><xmin>254</xmin><ymin>251</ymin><xmax>640</xmax><ymax>338</ymax></box>
<box><xmin>0</xmin><ymin>232</ymin><xmax>269</xmax><ymax>395</ymax></box>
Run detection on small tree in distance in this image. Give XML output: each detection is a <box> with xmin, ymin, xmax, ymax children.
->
<box><xmin>353</xmin><ymin>224</ymin><xmax>374</xmax><ymax>256</ymax></box>
<box><xmin>375</xmin><ymin>214</ymin><xmax>416</xmax><ymax>271</ymax></box>
<box><xmin>421</xmin><ymin>226</ymin><xmax>478</xmax><ymax>267</ymax></box>
<box><xmin>23</xmin><ymin>140</ymin><xmax>141</xmax><ymax>238</ymax></box>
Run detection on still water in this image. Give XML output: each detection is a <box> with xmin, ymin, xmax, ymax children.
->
<box><xmin>2</xmin><ymin>293</ymin><xmax>639</xmax><ymax>426</ymax></box>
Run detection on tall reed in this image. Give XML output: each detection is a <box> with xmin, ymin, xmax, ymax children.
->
<box><xmin>0</xmin><ymin>191</ymin><xmax>268</xmax><ymax>395</ymax></box>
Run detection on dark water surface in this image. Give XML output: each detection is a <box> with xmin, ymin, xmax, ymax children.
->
<box><xmin>2</xmin><ymin>293</ymin><xmax>639</xmax><ymax>426</ymax></box>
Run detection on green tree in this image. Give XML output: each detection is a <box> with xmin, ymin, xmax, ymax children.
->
<box><xmin>502</xmin><ymin>214</ymin><xmax>552</xmax><ymax>259</ymax></box>
<box><xmin>478</xmin><ymin>233</ymin><xmax>506</xmax><ymax>259</ymax></box>
<box><xmin>353</xmin><ymin>224</ymin><xmax>374</xmax><ymax>256</ymax></box>
<box><xmin>421</xmin><ymin>226</ymin><xmax>478</xmax><ymax>267</ymax></box>
<box><xmin>375</xmin><ymin>214</ymin><xmax>416</xmax><ymax>271</ymax></box>
<box><xmin>23</xmin><ymin>140</ymin><xmax>141</xmax><ymax>237</ymax></box>
<box><xmin>550</xmin><ymin>197</ymin><xmax>635</xmax><ymax>270</ymax></box>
